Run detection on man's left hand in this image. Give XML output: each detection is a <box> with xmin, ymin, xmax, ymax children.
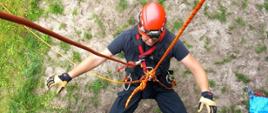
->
<box><xmin>197</xmin><ymin>91</ymin><xmax>217</xmax><ymax>113</ymax></box>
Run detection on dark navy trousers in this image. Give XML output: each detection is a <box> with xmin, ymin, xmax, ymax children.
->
<box><xmin>109</xmin><ymin>82</ymin><xmax>187</xmax><ymax>113</ymax></box>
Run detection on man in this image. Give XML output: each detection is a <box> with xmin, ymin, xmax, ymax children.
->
<box><xmin>47</xmin><ymin>2</ymin><xmax>217</xmax><ymax>113</ymax></box>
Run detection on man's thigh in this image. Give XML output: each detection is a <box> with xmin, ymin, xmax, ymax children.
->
<box><xmin>155</xmin><ymin>90</ymin><xmax>187</xmax><ymax>113</ymax></box>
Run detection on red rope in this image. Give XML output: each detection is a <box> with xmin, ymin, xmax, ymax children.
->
<box><xmin>0</xmin><ymin>11</ymin><xmax>133</xmax><ymax>67</ymax></box>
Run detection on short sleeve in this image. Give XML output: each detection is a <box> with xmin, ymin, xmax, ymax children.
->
<box><xmin>108</xmin><ymin>32</ymin><xmax>127</xmax><ymax>55</ymax></box>
<box><xmin>172</xmin><ymin>40</ymin><xmax>189</xmax><ymax>61</ymax></box>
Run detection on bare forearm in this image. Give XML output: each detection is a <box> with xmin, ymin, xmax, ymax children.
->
<box><xmin>68</xmin><ymin>55</ymin><xmax>107</xmax><ymax>78</ymax></box>
<box><xmin>190</xmin><ymin>62</ymin><xmax>209</xmax><ymax>92</ymax></box>
<box><xmin>67</xmin><ymin>48</ymin><xmax>113</xmax><ymax>78</ymax></box>
<box><xmin>181</xmin><ymin>54</ymin><xmax>209</xmax><ymax>92</ymax></box>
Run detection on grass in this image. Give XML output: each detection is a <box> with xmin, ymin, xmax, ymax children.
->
<box><xmin>83</xmin><ymin>31</ymin><xmax>93</xmax><ymax>40</ymax></box>
<box><xmin>235</xmin><ymin>72</ymin><xmax>250</xmax><ymax>84</ymax></box>
<box><xmin>256</xmin><ymin>0</ymin><xmax>268</xmax><ymax>11</ymax></box>
<box><xmin>182</xmin><ymin>40</ymin><xmax>193</xmax><ymax>49</ymax></box>
<box><xmin>172</xmin><ymin>19</ymin><xmax>183</xmax><ymax>33</ymax></box>
<box><xmin>72</xmin><ymin>51</ymin><xmax>81</xmax><ymax>62</ymax></box>
<box><xmin>0</xmin><ymin>1</ymin><xmax>64</xmax><ymax>112</ymax></box>
<box><xmin>59</xmin><ymin>22</ymin><xmax>67</xmax><ymax>30</ymax></box>
<box><xmin>242</xmin><ymin>0</ymin><xmax>248</xmax><ymax>9</ymax></box>
<box><xmin>93</xmin><ymin>14</ymin><xmax>106</xmax><ymax>37</ymax></box>
<box><xmin>139</xmin><ymin>0</ymin><xmax>147</xmax><ymax>5</ymax></box>
<box><xmin>255</xmin><ymin>44</ymin><xmax>267</xmax><ymax>54</ymax></box>
<box><xmin>208</xmin><ymin>80</ymin><xmax>216</xmax><ymax>88</ymax></box>
<box><xmin>204</xmin><ymin>5</ymin><xmax>228</xmax><ymax>23</ymax></box>
<box><xmin>48</xmin><ymin>1</ymin><xmax>64</xmax><ymax>15</ymax></box>
<box><xmin>116</xmin><ymin>0</ymin><xmax>128</xmax><ymax>12</ymax></box>
<box><xmin>88</xmin><ymin>79</ymin><xmax>109</xmax><ymax>107</ymax></box>
<box><xmin>203</xmin><ymin>36</ymin><xmax>212</xmax><ymax>52</ymax></box>
<box><xmin>60</xmin><ymin>41</ymin><xmax>71</xmax><ymax>52</ymax></box>
<box><xmin>214</xmin><ymin>54</ymin><xmax>236</xmax><ymax>65</ymax></box>
<box><xmin>229</xmin><ymin>17</ymin><xmax>246</xmax><ymax>30</ymax></box>
<box><xmin>117</xmin><ymin>52</ymin><xmax>125</xmax><ymax>59</ymax></box>
<box><xmin>153</xmin><ymin>107</ymin><xmax>162</xmax><ymax>113</ymax></box>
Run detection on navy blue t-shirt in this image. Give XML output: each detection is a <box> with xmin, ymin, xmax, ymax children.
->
<box><xmin>108</xmin><ymin>26</ymin><xmax>189</xmax><ymax>78</ymax></box>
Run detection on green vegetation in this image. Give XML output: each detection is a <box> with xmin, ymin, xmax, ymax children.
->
<box><xmin>72</xmin><ymin>8</ymin><xmax>78</xmax><ymax>16</ymax></box>
<box><xmin>60</xmin><ymin>41</ymin><xmax>71</xmax><ymax>52</ymax></box>
<box><xmin>203</xmin><ymin>36</ymin><xmax>212</xmax><ymax>52</ymax></box>
<box><xmin>153</xmin><ymin>107</ymin><xmax>162</xmax><ymax>113</ymax></box>
<box><xmin>214</xmin><ymin>54</ymin><xmax>236</xmax><ymax>65</ymax></box>
<box><xmin>242</xmin><ymin>0</ymin><xmax>248</xmax><ymax>9</ymax></box>
<box><xmin>221</xmin><ymin>86</ymin><xmax>227</xmax><ymax>94</ymax></box>
<box><xmin>158</xmin><ymin>0</ymin><xmax>166</xmax><ymax>5</ymax></box>
<box><xmin>117</xmin><ymin>52</ymin><xmax>125</xmax><ymax>59</ymax></box>
<box><xmin>93</xmin><ymin>14</ymin><xmax>106</xmax><ymax>37</ymax></box>
<box><xmin>72</xmin><ymin>51</ymin><xmax>81</xmax><ymax>62</ymax></box>
<box><xmin>235</xmin><ymin>72</ymin><xmax>250</xmax><ymax>84</ymax></box>
<box><xmin>83</xmin><ymin>31</ymin><xmax>93</xmax><ymax>40</ymax></box>
<box><xmin>172</xmin><ymin>19</ymin><xmax>183</xmax><ymax>33</ymax></box>
<box><xmin>229</xmin><ymin>17</ymin><xmax>246</xmax><ymax>30</ymax></box>
<box><xmin>59</xmin><ymin>23</ymin><xmax>67</xmax><ymax>30</ymax></box>
<box><xmin>255</xmin><ymin>44</ymin><xmax>267</xmax><ymax>54</ymax></box>
<box><xmin>88</xmin><ymin>79</ymin><xmax>109</xmax><ymax>107</ymax></box>
<box><xmin>256</xmin><ymin>0</ymin><xmax>268</xmax><ymax>11</ymax></box>
<box><xmin>48</xmin><ymin>1</ymin><xmax>64</xmax><ymax>15</ymax></box>
<box><xmin>182</xmin><ymin>40</ymin><xmax>193</xmax><ymax>49</ymax></box>
<box><xmin>116</xmin><ymin>0</ymin><xmax>128</xmax><ymax>12</ymax></box>
<box><xmin>208</xmin><ymin>80</ymin><xmax>216</xmax><ymax>88</ymax></box>
<box><xmin>139</xmin><ymin>0</ymin><xmax>147</xmax><ymax>5</ymax></box>
<box><xmin>0</xmin><ymin>1</ymin><xmax>58</xmax><ymax>112</ymax></box>
<box><xmin>204</xmin><ymin>5</ymin><xmax>228</xmax><ymax>23</ymax></box>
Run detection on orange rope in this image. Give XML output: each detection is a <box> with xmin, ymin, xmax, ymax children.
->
<box><xmin>125</xmin><ymin>0</ymin><xmax>206</xmax><ymax>108</ymax></box>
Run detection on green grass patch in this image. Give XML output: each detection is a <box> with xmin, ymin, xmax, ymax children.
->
<box><xmin>229</xmin><ymin>17</ymin><xmax>246</xmax><ymax>30</ymax></box>
<box><xmin>72</xmin><ymin>8</ymin><xmax>78</xmax><ymax>16</ymax></box>
<box><xmin>214</xmin><ymin>54</ymin><xmax>236</xmax><ymax>65</ymax></box>
<box><xmin>116</xmin><ymin>0</ymin><xmax>128</xmax><ymax>12</ymax></box>
<box><xmin>153</xmin><ymin>107</ymin><xmax>162</xmax><ymax>113</ymax></box>
<box><xmin>265</xmin><ymin>0</ymin><xmax>268</xmax><ymax>11</ymax></box>
<box><xmin>59</xmin><ymin>23</ymin><xmax>67</xmax><ymax>30</ymax></box>
<box><xmin>221</xmin><ymin>86</ymin><xmax>227</xmax><ymax>94</ymax></box>
<box><xmin>172</xmin><ymin>19</ymin><xmax>183</xmax><ymax>33</ymax></box>
<box><xmin>93</xmin><ymin>14</ymin><xmax>106</xmax><ymax>37</ymax></box>
<box><xmin>235</xmin><ymin>72</ymin><xmax>250</xmax><ymax>84</ymax></box>
<box><xmin>88</xmin><ymin>79</ymin><xmax>108</xmax><ymax>107</ymax></box>
<box><xmin>128</xmin><ymin>16</ymin><xmax>136</xmax><ymax>25</ymax></box>
<box><xmin>242</xmin><ymin>0</ymin><xmax>248</xmax><ymax>9</ymax></box>
<box><xmin>182</xmin><ymin>40</ymin><xmax>193</xmax><ymax>49</ymax></box>
<box><xmin>72</xmin><ymin>51</ymin><xmax>81</xmax><ymax>62</ymax></box>
<box><xmin>203</xmin><ymin>36</ymin><xmax>212</xmax><ymax>52</ymax></box>
<box><xmin>139</xmin><ymin>0</ymin><xmax>147</xmax><ymax>5</ymax></box>
<box><xmin>256</xmin><ymin>0</ymin><xmax>268</xmax><ymax>11</ymax></box>
<box><xmin>255</xmin><ymin>44</ymin><xmax>267</xmax><ymax>54</ymax></box>
<box><xmin>204</xmin><ymin>5</ymin><xmax>228</xmax><ymax>23</ymax></box>
<box><xmin>208</xmin><ymin>80</ymin><xmax>216</xmax><ymax>88</ymax></box>
<box><xmin>117</xmin><ymin>52</ymin><xmax>125</xmax><ymax>59</ymax></box>
<box><xmin>60</xmin><ymin>41</ymin><xmax>71</xmax><ymax>52</ymax></box>
<box><xmin>0</xmin><ymin>0</ymin><xmax>56</xmax><ymax>112</ymax></box>
<box><xmin>48</xmin><ymin>1</ymin><xmax>64</xmax><ymax>15</ymax></box>
<box><xmin>83</xmin><ymin>31</ymin><xmax>93</xmax><ymax>40</ymax></box>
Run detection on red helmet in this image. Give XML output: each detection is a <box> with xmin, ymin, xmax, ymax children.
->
<box><xmin>138</xmin><ymin>2</ymin><xmax>166</xmax><ymax>41</ymax></box>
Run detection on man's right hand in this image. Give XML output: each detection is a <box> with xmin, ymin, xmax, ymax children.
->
<box><xmin>46</xmin><ymin>73</ymin><xmax>72</xmax><ymax>94</ymax></box>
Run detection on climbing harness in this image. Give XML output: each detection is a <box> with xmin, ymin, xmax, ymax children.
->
<box><xmin>0</xmin><ymin>0</ymin><xmax>206</xmax><ymax>109</ymax></box>
<box><xmin>125</xmin><ymin>0</ymin><xmax>206</xmax><ymax>108</ymax></box>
